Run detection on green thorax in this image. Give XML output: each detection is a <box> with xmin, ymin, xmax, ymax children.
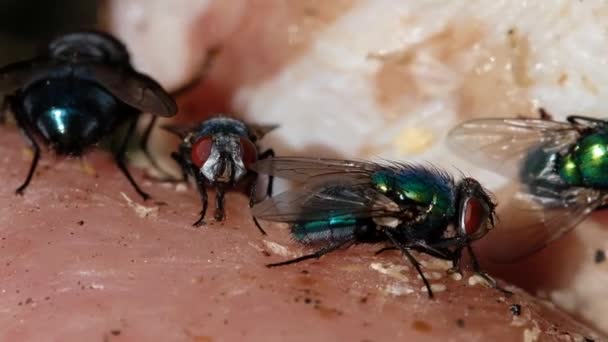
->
<box><xmin>558</xmin><ymin>132</ymin><xmax>608</xmax><ymax>188</ymax></box>
<box><xmin>370</xmin><ymin>169</ymin><xmax>455</xmax><ymax>228</ymax></box>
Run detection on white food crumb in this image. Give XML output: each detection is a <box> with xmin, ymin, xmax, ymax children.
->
<box><xmin>247</xmin><ymin>242</ymin><xmax>264</xmax><ymax>253</ymax></box>
<box><xmin>468</xmin><ymin>274</ymin><xmax>491</xmax><ymax>288</ymax></box>
<box><xmin>450</xmin><ymin>272</ymin><xmax>463</xmax><ymax>281</ymax></box>
<box><xmin>421</xmin><ymin>284</ymin><xmax>446</xmax><ymax>292</ymax></box>
<box><xmin>510</xmin><ymin>316</ymin><xmax>527</xmax><ymax>327</ymax></box>
<box><xmin>523</xmin><ymin>325</ymin><xmax>541</xmax><ymax>342</ymax></box>
<box><xmin>417</xmin><ymin>271</ymin><xmax>442</xmax><ymax>280</ymax></box>
<box><xmin>420</xmin><ymin>259</ymin><xmax>452</xmax><ymax>271</ymax></box>
<box><xmin>90</xmin><ymin>283</ymin><xmax>105</xmax><ymax>290</ymax></box>
<box><xmin>175</xmin><ymin>183</ymin><xmax>188</xmax><ymax>192</ymax></box>
<box><xmin>120</xmin><ymin>192</ymin><xmax>159</xmax><ymax>218</ymax></box>
<box><xmin>262</xmin><ymin>240</ymin><xmax>296</xmax><ymax>257</ymax></box>
<box><xmin>370</xmin><ymin>262</ymin><xmax>409</xmax><ymax>282</ymax></box>
<box><xmin>384</xmin><ymin>283</ymin><xmax>415</xmax><ymax>296</ymax></box>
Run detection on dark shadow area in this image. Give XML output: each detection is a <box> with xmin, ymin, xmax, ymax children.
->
<box><xmin>0</xmin><ymin>0</ymin><xmax>98</xmax><ymax>64</ymax></box>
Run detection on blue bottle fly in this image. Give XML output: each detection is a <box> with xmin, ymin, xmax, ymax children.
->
<box><xmin>164</xmin><ymin>116</ymin><xmax>276</xmax><ymax>232</ymax></box>
<box><xmin>448</xmin><ymin>110</ymin><xmax>608</xmax><ymax>261</ymax></box>
<box><xmin>251</xmin><ymin>157</ymin><xmax>502</xmax><ymax>298</ymax></box>
<box><xmin>0</xmin><ymin>30</ymin><xmax>178</xmax><ymax>199</ymax></box>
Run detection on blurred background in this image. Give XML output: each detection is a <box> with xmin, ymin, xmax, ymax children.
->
<box><xmin>0</xmin><ymin>0</ymin><xmax>98</xmax><ymax>65</ymax></box>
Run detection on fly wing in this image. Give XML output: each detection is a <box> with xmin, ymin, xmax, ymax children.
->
<box><xmin>0</xmin><ymin>58</ymin><xmax>59</xmax><ymax>94</ymax></box>
<box><xmin>86</xmin><ymin>63</ymin><xmax>177</xmax><ymax>117</ymax></box>
<box><xmin>447</xmin><ymin>118</ymin><xmax>580</xmax><ymax>177</ymax></box>
<box><xmin>486</xmin><ymin>184</ymin><xmax>603</xmax><ymax>262</ymax></box>
<box><xmin>0</xmin><ymin>59</ymin><xmax>177</xmax><ymax>117</ymax></box>
<box><xmin>251</xmin><ymin>157</ymin><xmax>378</xmax><ymax>182</ymax></box>
<box><xmin>253</xmin><ymin>175</ymin><xmax>404</xmax><ymax>223</ymax></box>
<box><xmin>247</xmin><ymin>123</ymin><xmax>279</xmax><ymax>141</ymax></box>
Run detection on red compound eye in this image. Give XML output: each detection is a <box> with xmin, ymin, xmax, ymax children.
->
<box><xmin>191</xmin><ymin>136</ymin><xmax>213</xmax><ymax>168</ymax></box>
<box><xmin>463</xmin><ymin>197</ymin><xmax>484</xmax><ymax>236</ymax></box>
<box><xmin>240</xmin><ymin>137</ymin><xmax>258</xmax><ymax>167</ymax></box>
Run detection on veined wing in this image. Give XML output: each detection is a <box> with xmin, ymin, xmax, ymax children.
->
<box><xmin>486</xmin><ymin>184</ymin><xmax>603</xmax><ymax>262</ymax></box>
<box><xmin>253</xmin><ymin>176</ymin><xmax>405</xmax><ymax>223</ymax></box>
<box><xmin>0</xmin><ymin>59</ymin><xmax>177</xmax><ymax>117</ymax></box>
<box><xmin>86</xmin><ymin>63</ymin><xmax>177</xmax><ymax>116</ymax></box>
<box><xmin>0</xmin><ymin>58</ymin><xmax>59</xmax><ymax>94</ymax></box>
<box><xmin>251</xmin><ymin>157</ymin><xmax>378</xmax><ymax>182</ymax></box>
<box><xmin>447</xmin><ymin>118</ymin><xmax>580</xmax><ymax>177</ymax></box>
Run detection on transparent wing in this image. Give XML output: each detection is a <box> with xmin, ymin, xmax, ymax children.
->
<box><xmin>162</xmin><ymin>122</ymin><xmax>199</xmax><ymax>139</ymax></box>
<box><xmin>251</xmin><ymin>157</ymin><xmax>378</xmax><ymax>182</ymax></box>
<box><xmin>0</xmin><ymin>59</ymin><xmax>177</xmax><ymax>116</ymax></box>
<box><xmin>485</xmin><ymin>184</ymin><xmax>603</xmax><ymax>262</ymax></box>
<box><xmin>447</xmin><ymin>118</ymin><xmax>580</xmax><ymax>177</ymax></box>
<box><xmin>253</xmin><ymin>175</ymin><xmax>404</xmax><ymax>223</ymax></box>
<box><xmin>87</xmin><ymin>64</ymin><xmax>177</xmax><ymax>116</ymax></box>
<box><xmin>246</xmin><ymin>123</ymin><xmax>278</xmax><ymax>140</ymax></box>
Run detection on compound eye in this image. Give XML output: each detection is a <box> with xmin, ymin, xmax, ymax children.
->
<box><xmin>239</xmin><ymin>137</ymin><xmax>258</xmax><ymax>167</ymax></box>
<box><xmin>191</xmin><ymin>136</ymin><xmax>214</xmax><ymax>168</ymax></box>
<box><xmin>461</xmin><ymin>197</ymin><xmax>490</xmax><ymax>238</ymax></box>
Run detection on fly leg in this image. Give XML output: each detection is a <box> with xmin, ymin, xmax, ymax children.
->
<box><xmin>383</xmin><ymin>230</ymin><xmax>434</xmax><ymax>298</ymax></box>
<box><xmin>0</xmin><ymin>96</ymin><xmax>9</xmax><ymax>124</ymax></box>
<box><xmin>214</xmin><ymin>184</ymin><xmax>226</xmax><ymax>222</ymax></box>
<box><xmin>172</xmin><ymin>151</ymin><xmax>209</xmax><ymax>227</ymax></box>
<box><xmin>170</xmin><ymin>151</ymin><xmax>190</xmax><ymax>183</ymax></box>
<box><xmin>11</xmin><ymin>97</ymin><xmax>41</xmax><ymax>195</ymax></box>
<box><xmin>247</xmin><ymin>175</ymin><xmax>267</xmax><ymax>235</ymax></box>
<box><xmin>266</xmin><ymin>239</ymin><xmax>353</xmax><ymax>267</ymax></box>
<box><xmin>14</xmin><ymin>119</ymin><xmax>41</xmax><ymax>195</ymax></box>
<box><xmin>466</xmin><ymin>244</ymin><xmax>513</xmax><ymax>296</ymax></box>
<box><xmin>257</xmin><ymin>149</ymin><xmax>275</xmax><ymax>198</ymax></box>
<box><xmin>139</xmin><ymin>115</ymin><xmax>177</xmax><ymax>179</ymax></box>
<box><xmin>115</xmin><ymin>116</ymin><xmax>151</xmax><ymax>200</ymax></box>
<box><xmin>374</xmin><ymin>246</ymin><xmax>397</xmax><ymax>255</ymax></box>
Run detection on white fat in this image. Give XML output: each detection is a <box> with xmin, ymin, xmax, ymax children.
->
<box><xmin>262</xmin><ymin>240</ymin><xmax>296</xmax><ymax>258</ymax></box>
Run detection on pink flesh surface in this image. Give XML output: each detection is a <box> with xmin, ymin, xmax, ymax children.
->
<box><xmin>0</xmin><ymin>129</ymin><xmax>601</xmax><ymax>341</ymax></box>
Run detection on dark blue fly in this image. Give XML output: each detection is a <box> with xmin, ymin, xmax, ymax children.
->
<box><xmin>0</xmin><ymin>30</ymin><xmax>177</xmax><ymax>199</ymax></box>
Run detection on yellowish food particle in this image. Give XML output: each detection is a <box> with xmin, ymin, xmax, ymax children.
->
<box><xmin>80</xmin><ymin>160</ymin><xmax>97</xmax><ymax>176</ymax></box>
<box><xmin>21</xmin><ymin>147</ymin><xmax>33</xmax><ymax>160</ymax></box>
<box><xmin>392</xmin><ymin>127</ymin><xmax>434</xmax><ymax>155</ymax></box>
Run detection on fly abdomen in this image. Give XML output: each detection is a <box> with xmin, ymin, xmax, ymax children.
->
<box><xmin>557</xmin><ymin>133</ymin><xmax>608</xmax><ymax>188</ymax></box>
<box><xmin>22</xmin><ymin>77</ymin><xmax>129</xmax><ymax>154</ymax></box>
<box><xmin>292</xmin><ymin>216</ymin><xmax>374</xmax><ymax>244</ymax></box>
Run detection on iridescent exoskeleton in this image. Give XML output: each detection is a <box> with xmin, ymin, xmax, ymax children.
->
<box><xmin>448</xmin><ymin>112</ymin><xmax>608</xmax><ymax>260</ymax></box>
<box><xmin>251</xmin><ymin>157</ymin><xmax>500</xmax><ymax>298</ymax></box>
<box><xmin>0</xmin><ymin>30</ymin><xmax>177</xmax><ymax>199</ymax></box>
<box><xmin>165</xmin><ymin>116</ymin><xmax>276</xmax><ymax>232</ymax></box>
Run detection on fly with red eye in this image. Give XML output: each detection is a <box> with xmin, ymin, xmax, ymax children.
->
<box><xmin>251</xmin><ymin>158</ymin><xmax>508</xmax><ymax>298</ymax></box>
<box><xmin>164</xmin><ymin>116</ymin><xmax>276</xmax><ymax>233</ymax></box>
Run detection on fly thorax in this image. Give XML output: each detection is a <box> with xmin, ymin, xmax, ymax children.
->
<box><xmin>558</xmin><ymin>133</ymin><xmax>608</xmax><ymax>188</ymax></box>
<box><xmin>200</xmin><ymin>134</ymin><xmax>247</xmax><ymax>184</ymax></box>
